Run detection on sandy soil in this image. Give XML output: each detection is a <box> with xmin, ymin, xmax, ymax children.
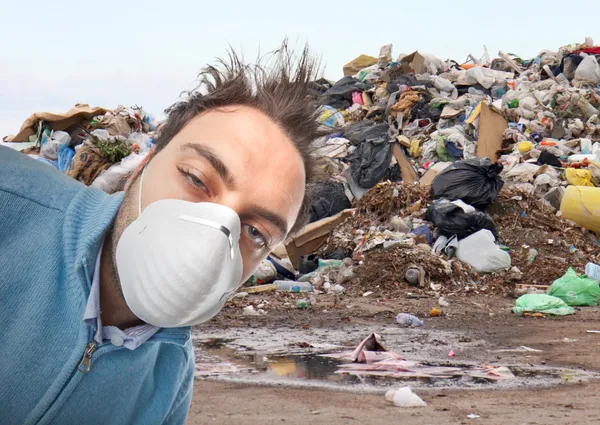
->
<box><xmin>186</xmin><ymin>293</ymin><xmax>600</xmax><ymax>425</ymax></box>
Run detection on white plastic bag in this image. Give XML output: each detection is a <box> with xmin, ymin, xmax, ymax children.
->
<box><xmin>40</xmin><ymin>130</ymin><xmax>71</xmax><ymax>161</ymax></box>
<box><xmin>502</xmin><ymin>163</ymin><xmax>540</xmax><ymax>183</ymax></box>
<box><xmin>385</xmin><ymin>387</ymin><xmax>427</xmax><ymax>407</ymax></box>
<box><xmin>574</xmin><ymin>55</ymin><xmax>600</xmax><ymax>87</ymax></box>
<box><xmin>253</xmin><ymin>259</ymin><xmax>277</xmax><ymax>283</ymax></box>
<box><xmin>457</xmin><ymin>230</ymin><xmax>511</xmax><ymax>273</ymax></box>
<box><xmin>91</xmin><ymin>152</ymin><xmax>146</xmax><ymax>193</ymax></box>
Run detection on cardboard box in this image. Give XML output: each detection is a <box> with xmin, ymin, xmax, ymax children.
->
<box><xmin>285</xmin><ymin>209</ymin><xmax>355</xmax><ymax>270</ymax></box>
<box><xmin>476</xmin><ymin>103</ymin><xmax>507</xmax><ymax>162</ymax></box>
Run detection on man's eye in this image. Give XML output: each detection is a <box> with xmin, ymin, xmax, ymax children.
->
<box><xmin>178</xmin><ymin>167</ymin><xmax>209</xmax><ymax>193</ymax></box>
<box><xmin>243</xmin><ymin>224</ymin><xmax>267</xmax><ymax>249</ymax></box>
<box><xmin>187</xmin><ymin>173</ymin><xmax>206</xmax><ymax>189</ymax></box>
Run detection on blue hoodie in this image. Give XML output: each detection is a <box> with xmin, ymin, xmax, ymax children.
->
<box><xmin>0</xmin><ymin>146</ymin><xmax>194</xmax><ymax>425</ymax></box>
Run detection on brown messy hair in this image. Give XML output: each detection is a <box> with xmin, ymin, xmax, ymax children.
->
<box><xmin>152</xmin><ymin>42</ymin><xmax>327</xmax><ymax>235</ymax></box>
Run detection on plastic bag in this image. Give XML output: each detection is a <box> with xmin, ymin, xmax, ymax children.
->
<box><xmin>322</xmin><ymin>76</ymin><xmax>372</xmax><ymax>109</ymax></box>
<box><xmin>548</xmin><ymin>268</ymin><xmax>600</xmax><ymax>306</ymax></box>
<box><xmin>427</xmin><ymin>199</ymin><xmax>496</xmax><ymax>239</ymax></box>
<box><xmin>456</xmin><ymin>229</ymin><xmax>511</xmax><ymax>273</ymax></box>
<box><xmin>57</xmin><ymin>144</ymin><xmax>75</xmax><ymax>173</ymax></box>
<box><xmin>503</xmin><ymin>163</ymin><xmax>540</xmax><ymax>183</ymax></box>
<box><xmin>342</xmin><ymin>120</ymin><xmax>389</xmax><ymax>145</ymax></box>
<box><xmin>565</xmin><ymin>168</ymin><xmax>594</xmax><ymax>187</ymax></box>
<box><xmin>91</xmin><ymin>152</ymin><xmax>147</xmax><ymax>193</ymax></box>
<box><xmin>346</xmin><ymin>141</ymin><xmax>393</xmax><ymax>189</ymax></box>
<box><xmin>308</xmin><ymin>182</ymin><xmax>351</xmax><ymax>223</ymax></box>
<box><xmin>573</xmin><ymin>55</ymin><xmax>600</xmax><ymax>87</ymax></box>
<box><xmin>252</xmin><ymin>259</ymin><xmax>278</xmax><ymax>284</ymax></box>
<box><xmin>40</xmin><ymin>130</ymin><xmax>71</xmax><ymax>161</ymax></box>
<box><xmin>317</xmin><ymin>105</ymin><xmax>345</xmax><ymax>128</ymax></box>
<box><xmin>430</xmin><ymin>158</ymin><xmax>504</xmax><ymax>209</ymax></box>
<box><xmin>512</xmin><ymin>294</ymin><xmax>575</xmax><ymax>316</ymax></box>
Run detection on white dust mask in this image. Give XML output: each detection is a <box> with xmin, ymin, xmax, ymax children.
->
<box><xmin>115</xmin><ymin>167</ymin><xmax>243</xmax><ymax>327</ymax></box>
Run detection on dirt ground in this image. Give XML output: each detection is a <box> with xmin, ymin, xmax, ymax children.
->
<box><xmin>185</xmin><ymin>183</ymin><xmax>600</xmax><ymax>425</ymax></box>
<box><xmin>186</xmin><ymin>293</ymin><xmax>600</xmax><ymax>425</ymax></box>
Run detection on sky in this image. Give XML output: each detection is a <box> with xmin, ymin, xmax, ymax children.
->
<box><xmin>1</xmin><ymin>0</ymin><xmax>599</xmax><ymax>138</ymax></box>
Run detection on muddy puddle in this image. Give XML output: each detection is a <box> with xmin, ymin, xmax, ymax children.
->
<box><xmin>192</xmin><ymin>326</ymin><xmax>600</xmax><ymax>393</ymax></box>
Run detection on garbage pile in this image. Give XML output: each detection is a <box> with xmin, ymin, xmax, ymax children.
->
<box><xmin>3</xmin><ymin>104</ymin><xmax>158</xmax><ymax>193</ymax></box>
<box><xmin>243</xmin><ymin>38</ymin><xmax>600</xmax><ymax>310</ymax></box>
<box><xmin>305</xmin><ymin>38</ymin><xmax>600</xmax><ymax>233</ymax></box>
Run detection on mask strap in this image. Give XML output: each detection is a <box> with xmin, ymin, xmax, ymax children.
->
<box><xmin>138</xmin><ymin>165</ymin><xmax>147</xmax><ymax>216</ymax></box>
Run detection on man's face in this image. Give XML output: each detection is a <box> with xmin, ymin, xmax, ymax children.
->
<box><xmin>122</xmin><ymin>105</ymin><xmax>305</xmax><ymax>284</ymax></box>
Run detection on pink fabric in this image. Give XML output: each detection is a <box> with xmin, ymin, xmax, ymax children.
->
<box><xmin>352</xmin><ymin>91</ymin><xmax>364</xmax><ymax>105</ymax></box>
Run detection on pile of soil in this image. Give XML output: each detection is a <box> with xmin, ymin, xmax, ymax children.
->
<box><xmin>321</xmin><ymin>182</ymin><xmax>599</xmax><ymax>298</ymax></box>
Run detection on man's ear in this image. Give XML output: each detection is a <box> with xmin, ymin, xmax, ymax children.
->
<box><xmin>124</xmin><ymin>146</ymin><xmax>156</xmax><ymax>191</ymax></box>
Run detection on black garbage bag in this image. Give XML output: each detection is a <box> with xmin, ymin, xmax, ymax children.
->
<box><xmin>308</xmin><ymin>182</ymin><xmax>352</xmax><ymax>223</ymax></box>
<box><xmin>346</xmin><ymin>141</ymin><xmax>393</xmax><ymax>189</ymax></box>
<box><xmin>321</xmin><ymin>76</ymin><xmax>372</xmax><ymax>109</ymax></box>
<box><xmin>549</xmin><ymin>54</ymin><xmax>584</xmax><ymax>80</ymax></box>
<box><xmin>342</xmin><ymin>120</ymin><xmax>389</xmax><ymax>145</ymax></box>
<box><xmin>537</xmin><ymin>150</ymin><xmax>562</xmax><ymax>167</ymax></box>
<box><xmin>430</xmin><ymin>158</ymin><xmax>504</xmax><ymax>209</ymax></box>
<box><xmin>382</xmin><ymin>163</ymin><xmax>402</xmax><ymax>182</ymax></box>
<box><xmin>427</xmin><ymin>198</ymin><xmax>497</xmax><ymax>240</ymax></box>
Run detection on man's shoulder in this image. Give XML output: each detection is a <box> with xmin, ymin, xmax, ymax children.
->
<box><xmin>0</xmin><ymin>146</ymin><xmax>84</xmax><ymax>211</ymax></box>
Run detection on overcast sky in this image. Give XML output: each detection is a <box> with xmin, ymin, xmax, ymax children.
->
<box><xmin>2</xmin><ymin>0</ymin><xmax>599</xmax><ymax>138</ymax></box>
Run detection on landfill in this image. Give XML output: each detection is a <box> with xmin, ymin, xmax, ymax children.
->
<box><xmin>3</xmin><ymin>37</ymin><xmax>600</xmax><ymax>315</ymax></box>
<box><xmin>258</xmin><ymin>37</ymin><xmax>600</xmax><ymax>314</ymax></box>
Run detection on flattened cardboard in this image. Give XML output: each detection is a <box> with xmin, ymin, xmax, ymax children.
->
<box><xmin>477</xmin><ymin>102</ymin><xmax>507</xmax><ymax>162</ymax></box>
<box><xmin>4</xmin><ymin>104</ymin><xmax>109</xmax><ymax>142</ymax></box>
<box><xmin>392</xmin><ymin>143</ymin><xmax>419</xmax><ymax>183</ymax></box>
<box><xmin>285</xmin><ymin>209</ymin><xmax>355</xmax><ymax>270</ymax></box>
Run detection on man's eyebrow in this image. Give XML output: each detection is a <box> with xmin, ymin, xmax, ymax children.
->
<box><xmin>181</xmin><ymin>143</ymin><xmax>235</xmax><ymax>189</ymax></box>
<box><xmin>245</xmin><ymin>206</ymin><xmax>289</xmax><ymax>239</ymax></box>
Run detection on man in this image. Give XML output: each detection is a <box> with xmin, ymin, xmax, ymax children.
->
<box><xmin>0</xmin><ymin>46</ymin><xmax>325</xmax><ymax>425</ymax></box>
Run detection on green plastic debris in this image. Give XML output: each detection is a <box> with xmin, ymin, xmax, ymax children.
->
<box><xmin>296</xmin><ymin>299</ymin><xmax>308</xmax><ymax>309</ymax></box>
<box><xmin>512</xmin><ymin>294</ymin><xmax>575</xmax><ymax>316</ymax></box>
<box><xmin>548</xmin><ymin>268</ymin><xmax>600</xmax><ymax>306</ymax></box>
<box><xmin>435</xmin><ymin>137</ymin><xmax>455</xmax><ymax>162</ymax></box>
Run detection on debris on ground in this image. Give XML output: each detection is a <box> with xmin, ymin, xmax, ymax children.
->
<box><xmin>385</xmin><ymin>387</ymin><xmax>427</xmax><ymax>408</ymax></box>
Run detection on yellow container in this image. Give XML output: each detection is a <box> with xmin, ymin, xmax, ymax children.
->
<box><xmin>560</xmin><ymin>186</ymin><xmax>600</xmax><ymax>233</ymax></box>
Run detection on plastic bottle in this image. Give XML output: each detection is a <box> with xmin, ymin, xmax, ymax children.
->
<box><xmin>274</xmin><ymin>280</ymin><xmax>314</xmax><ymax>293</ymax></box>
<box><xmin>581</xmin><ymin>138</ymin><xmax>593</xmax><ymax>154</ymax></box>
<box><xmin>527</xmin><ymin>248</ymin><xmax>538</xmax><ymax>264</ymax></box>
<box><xmin>585</xmin><ymin>263</ymin><xmax>600</xmax><ymax>282</ymax></box>
<box><xmin>395</xmin><ymin>313</ymin><xmax>424</xmax><ymax>328</ymax></box>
